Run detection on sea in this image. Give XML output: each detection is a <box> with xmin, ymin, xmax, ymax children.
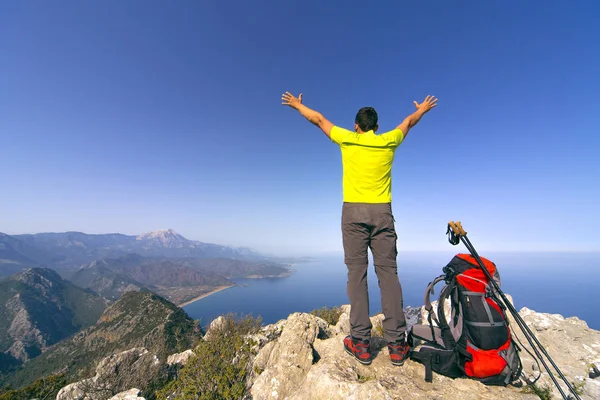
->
<box><xmin>183</xmin><ymin>251</ymin><xmax>600</xmax><ymax>331</ymax></box>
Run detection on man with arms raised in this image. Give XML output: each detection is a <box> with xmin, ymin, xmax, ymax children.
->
<box><xmin>281</xmin><ymin>91</ymin><xmax>438</xmax><ymax>366</ymax></box>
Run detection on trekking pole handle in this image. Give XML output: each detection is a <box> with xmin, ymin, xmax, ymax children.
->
<box><xmin>448</xmin><ymin>221</ymin><xmax>467</xmax><ymax>237</ymax></box>
<box><xmin>456</xmin><ymin>221</ymin><xmax>467</xmax><ymax>236</ymax></box>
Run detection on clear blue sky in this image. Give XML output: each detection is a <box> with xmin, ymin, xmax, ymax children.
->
<box><xmin>1</xmin><ymin>1</ymin><xmax>598</xmax><ymax>256</ymax></box>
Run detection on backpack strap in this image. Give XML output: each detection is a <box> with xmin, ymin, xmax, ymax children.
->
<box><xmin>437</xmin><ymin>281</ymin><xmax>456</xmax><ymax>345</ymax></box>
<box><xmin>424</xmin><ymin>275</ymin><xmax>445</xmax><ymax>323</ymax></box>
<box><xmin>437</xmin><ymin>281</ymin><xmax>472</xmax><ymax>364</ymax></box>
<box><xmin>424</xmin><ymin>275</ymin><xmax>446</xmax><ymax>314</ymax></box>
<box><xmin>409</xmin><ymin>350</ymin><xmax>434</xmax><ymax>382</ymax></box>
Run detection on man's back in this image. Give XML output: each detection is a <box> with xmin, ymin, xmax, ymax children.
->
<box><xmin>330</xmin><ymin>126</ymin><xmax>405</xmax><ymax>204</ymax></box>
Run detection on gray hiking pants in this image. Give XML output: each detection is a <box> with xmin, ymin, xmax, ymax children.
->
<box><xmin>342</xmin><ymin>202</ymin><xmax>406</xmax><ymax>343</ymax></box>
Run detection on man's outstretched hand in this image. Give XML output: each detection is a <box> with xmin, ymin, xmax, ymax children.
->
<box><xmin>282</xmin><ymin>92</ymin><xmax>303</xmax><ymax>109</ymax></box>
<box><xmin>395</xmin><ymin>95</ymin><xmax>438</xmax><ymax>136</ymax></box>
<box><xmin>413</xmin><ymin>95</ymin><xmax>438</xmax><ymax>114</ymax></box>
<box><xmin>280</xmin><ymin>91</ymin><xmax>332</xmax><ymax>135</ymax></box>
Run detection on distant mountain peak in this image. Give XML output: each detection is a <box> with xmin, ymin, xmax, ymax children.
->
<box><xmin>136</xmin><ymin>229</ymin><xmax>189</xmax><ymax>248</ymax></box>
<box><xmin>137</xmin><ymin>229</ymin><xmax>184</xmax><ymax>239</ymax></box>
<box><xmin>145</xmin><ymin>228</ymin><xmax>178</xmax><ymax>235</ymax></box>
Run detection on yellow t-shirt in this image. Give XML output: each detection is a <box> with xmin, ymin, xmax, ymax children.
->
<box><xmin>330</xmin><ymin>126</ymin><xmax>404</xmax><ymax>203</ymax></box>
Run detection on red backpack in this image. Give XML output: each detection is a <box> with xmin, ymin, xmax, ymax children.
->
<box><xmin>408</xmin><ymin>254</ymin><xmax>522</xmax><ymax>385</ymax></box>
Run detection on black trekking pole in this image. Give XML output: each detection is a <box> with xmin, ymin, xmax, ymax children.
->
<box><xmin>446</xmin><ymin>221</ymin><xmax>581</xmax><ymax>400</ymax></box>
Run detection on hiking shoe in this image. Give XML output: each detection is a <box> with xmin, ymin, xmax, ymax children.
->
<box><xmin>344</xmin><ymin>336</ymin><xmax>372</xmax><ymax>365</ymax></box>
<box><xmin>387</xmin><ymin>340</ymin><xmax>410</xmax><ymax>366</ymax></box>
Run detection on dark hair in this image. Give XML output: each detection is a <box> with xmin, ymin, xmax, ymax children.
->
<box><xmin>355</xmin><ymin>107</ymin><xmax>378</xmax><ymax>131</ymax></box>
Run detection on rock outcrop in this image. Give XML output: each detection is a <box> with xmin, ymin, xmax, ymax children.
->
<box><xmin>251</xmin><ymin>312</ymin><xmax>320</xmax><ymax>399</ymax></box>
<box><xmin>108</xmin><ymin>389</ymin><xmax>145</xmax><ymax>400</ymax></box>
<box><xmin>517</xmin><ymin>308</ymin><xmax>600</xmax><ymax>399</ymax></box>
<box><xmin>56</xmin><ymin>348</ymin><xmax>158</xmax><ymax>400</ymax></box>
<box><xmin>53</xmin><ymin>300</ymin><xmax>600</xmax><ymax>400</ymax></box>
<box><xmin>249</xmin><ymin>303</ymin><xmax>600</xmax><ymax>400</ymax></box>
<box><xmin>166</xmin><ymin>349</ymin><xmax>195</xmax><ymax>366</ymax></box>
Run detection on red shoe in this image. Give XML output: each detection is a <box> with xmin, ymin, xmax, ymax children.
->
<box><xmin>344</xmin><ymin>336</ymin><xmax>372</xmax><ymax>365</ymax></box>
<box><xmin>387</xmin><ymin>340</ymin><xmax>410</xmax><ymax>366</ymax></box>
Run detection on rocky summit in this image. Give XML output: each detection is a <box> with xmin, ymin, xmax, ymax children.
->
<box><xmin>249</xmin><ymin>306</ymin><xmax>532</xmax><ymax>400</ymax></box>
<box><xmin>52</xmin><ymin>298</ymin><xmax>600</xmax><ymax>400</ymax></box>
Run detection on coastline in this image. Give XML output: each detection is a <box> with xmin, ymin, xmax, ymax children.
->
<box><xmin>243</xmin><ymin>270</ymin><xmax>294</xmax><ymax>279</ymax></box>
<box><xmin>178</xmin><ymin>284</ymin><xmax>236</xmax><ymax>307</ymax></box>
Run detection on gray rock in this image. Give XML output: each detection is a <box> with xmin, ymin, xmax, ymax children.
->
<box><xmin>57</xmin><ymin>348</ymin><xmax>161</xmax><ymax>400</ymax></box>
<box><xmin>56</xmin><ymin>381</ymin><xmax>87</xmax><ymax>400</ymax></box>
<box><xmin>166</xmin><ymin>349</ymin><xmax>194</xmax><ymax>366</ymax></box>
<box><xmin>313</xmin><ymin>314</ymin><xmax>333</xmax><ymax>339</ymax></box>
<box><xmin>251</xmin><ymin>312</ymin><xmax>319</xmax><ymax>399</ymax></box>
<box><xmin>515</xmin><ymin>307</ymin><xmax>600</xmax><ymax>400</ymax></box>
<box><xmin>204</xmin><ymin>316</ymin><xmax>226</xmax><ymax>341</ymax></box>
<box><xmin>247</xmin><ymin>319</ymin><xmax>287</xmax><ymax>351</ymax></box>
<box><xmin>262</xmin><ymin>319</ymin><xmax>287</xmax><ymax>340</ymax></box>
<box><xmin>331</xmin><ymin>304</ymin><xmax>351</xmax><ymax>336</ymax></box>
<box><xmin>370</xmin><ymin>313</ymin><xmax>385</xmax><ymax>338</ymax></box>
<box><xmin>108</xmin><ymin>388</ymin><xmax>145</xmax><ymax>400</ymax></box>
<box><xmin>585</xmin><ymin>379</ymin><xmax>600</xmax><ymax>399</ymax></box>
<box><xmin>252</xmin><ymin>340</ymin><xmax>277</xmax><ymax>374</ymax></box>
<box><xmin>404</xmin><ymin>306</ymin><xmax>423</xmax><ymax>328</ymax></box>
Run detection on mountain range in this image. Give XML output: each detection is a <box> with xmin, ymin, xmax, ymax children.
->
<box><xmin>0</xmin><ymin>229</ymin><xmax>266</xmax><ymax>275</ymax></box>
<box><xmin>0</xmin><ymin>230</ymin><xmax>295</xmax><ymax>392</ymax></box>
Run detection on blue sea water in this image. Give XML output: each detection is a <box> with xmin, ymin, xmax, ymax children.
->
<box><xmin>184</xmin><ymin>252</ymin><xmax>600</xmax><ymax>330</ymax></box>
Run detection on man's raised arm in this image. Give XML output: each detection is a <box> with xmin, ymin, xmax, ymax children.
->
<box><xmin>282</xmin><ymin>92</ymin><xmax>334</xmax><ymax>138</ymax></box>
<box><xmin>396</xmin><ymin>95</ymin><xmax>438</xmax><ymax>139</ymax></box>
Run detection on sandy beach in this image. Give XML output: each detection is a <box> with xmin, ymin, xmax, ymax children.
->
<box><xmin>178</xmin><ymin>284</ymin><xmax>236</xmax><ymax>307</ymax></box>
